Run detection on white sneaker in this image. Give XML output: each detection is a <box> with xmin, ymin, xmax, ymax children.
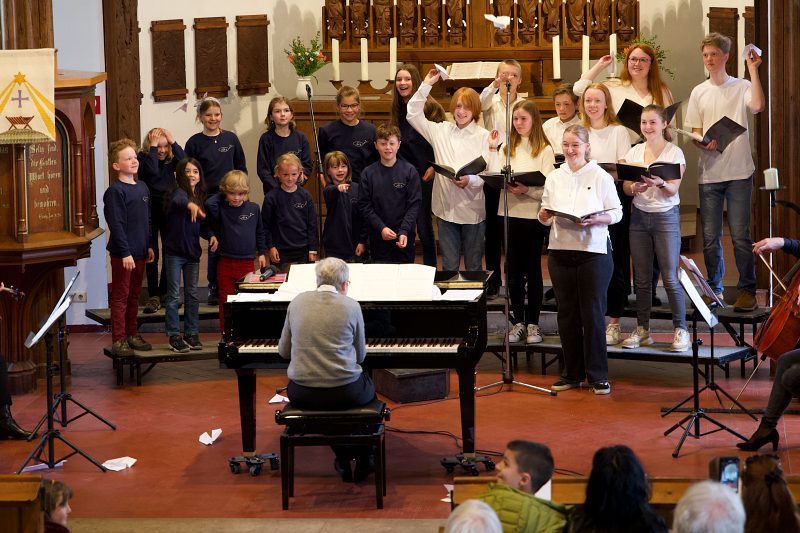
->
<box><xmin>670</xmin><ymin>328</ymin><xmax>691</xmax><ymax>352</ymax></box>
<box><xmin>621</xmin><ymin>326</ymin><xmax>654</xmax><ymax>349</ymax></box>
<box><xmin>508</xmin><ymin>323</ymin><xmax>525</xmax><ymax>343</ymax></box>
<box><xmin>605</xmin><ymin>323</ymin><xmax>620</xmax><ymax>345</ymax></box>
<box><xmin>526</xmin><ymin>324</ymin><xmax>542</xmax><ymax>344</ymax></box>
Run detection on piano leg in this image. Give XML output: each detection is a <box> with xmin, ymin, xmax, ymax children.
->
<box><xmin>236</xmin><ymin>368</ymin><xmax>257</xmax><ymax>456</ymax></box>
<box><xmin>456</xmin><ymin>366</ymin><xmax>476</xmax><ymax>454</ymax></box>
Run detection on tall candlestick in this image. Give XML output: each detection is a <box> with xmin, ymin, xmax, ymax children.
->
<box><xmin>331</xmin><ymin>39</ymin><xmax>340</xmax><ymax>81</ymax></box>
<box><xmin>360</xmin><ymin>38</ymin><xmax>369</xmax><ymax>80</ymax></box>
<box><xmin>581</xmin><ymin>35</ymin><xmax>590</xmax><ymax>74</ymax></box>
<box><xmin>609</xmin><ymin>33</ymin><xmax>617</xmax><ymax>77</ymax></box>
<box><xmin>764</xmin><ymin>168</ymin><xmax>780</xmax><ymax>190</ymax></box>
<box><xmin>552</xmin><ymin>36</ymin><xmax>561</xmax><ymax>79</ymax></box>
<box><xmin>389</xmin><ymin>37</ymin><xmax>397</xmax><ymax>80</ymax></box>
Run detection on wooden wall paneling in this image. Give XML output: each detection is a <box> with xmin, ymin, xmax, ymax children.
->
<box><xmin>102</xmin><ymin>0</ymin><xmax>142</xmax><ymax>143</ymax></box>
<box><xmin>235</xmin><ymin>15</ymin><xmax>271</xmax><ymax>97</ymax></box>
<box><xmin>707</xmin><ymin>7</ymin><xmax>739</xmax><ymax>75</ymax></box>
<box><xmin>150</xmin><ymin>19</ymin><xmax>188</xmax><ymax>102</ymax></box>
<box><xmin>1</xmin><ymin>0</ymin><xmax>53</xmax><ymax>49</ymax></box>
<box><xmin>193</xmin><ymin>17</ymin><xmax>229</xmax><ymax>99</ymax></box>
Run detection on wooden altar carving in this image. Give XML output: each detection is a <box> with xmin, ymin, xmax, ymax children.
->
<box><xmin>373</xmin><ymin>0</ymin><xmax>393</xmax><ymax>45</ymax></box>
<box><xmin>235</xmin><ymin>15</ymin><xmax>271</xmax><ymax>97</ymax></box>
<box><xmin>422</xmin><ymin>0</ymin><xmax>440</xmax><ymax>46</ymax></box>
<box><xmin>616</xmin><ymin>0</ymin><xmax>637</xmax><ymax>40</ymax></box>
<box><xmin>592</xmin><ymin>0</ymin><xmax>612</xmax><ymax>41</ymax></box>
<box><xmin>326</xmin><ymin>0</ymin><xmax>345</xmax><ymax>40</ymax></box>
<box><xmin>351</xmin><ymin>0</ymin><xmax>369</xmax><ymax>39</ymax></box>
<box><xmin>518</xmin><ymin>0</ymin><xmax>537</xmax><ymax>44</ymax></box>
<box><xmin>398</xmin><ymin>0</ymin><xmax>416</xmax><ymax>46</ymax></box>
<box><xmin>193</xmin><ymin>17</ymin><xmax>229</xmax><ymax>99</ymax></box>
<box><xmin>494</xmin><ymin>0</ymin><xmax>514</xmax><ymax>45</ymax></box>
<box><xmin>150</xmin><ymin>19</ymin><xmax>188</xmax><ymax>103</ymax></box>
<box><xmin>447</xmin><ymin>0</ymin><xmax>465</xmax><ymax>46</ymax></box>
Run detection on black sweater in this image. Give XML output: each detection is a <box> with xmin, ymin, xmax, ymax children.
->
<box><xmin>261</xmin><ymin>187</ymin><xmax>319</xmax><ymax>252</ymax></box>
<box><xmin>204</xmin><ymin>193</ymin><xmax>266</xmax><ymax>259</ymax></box>
<box><xmin>137</xmin><ymin>143</ymin><xmax>186</xmax><ymax>197</ymax></box>
<box><xmin>318</xmin><ymin>120</ymin><xmax>378</xmax><ymax>182</ymax></box>
<box><xmin>185</xmin><ymin>130</ymin><xmax>247</xmax><ymax>193</ymax></box>
<box><xmin>103</xmin><ymin>179</ymin><xmax>151</xmax><ymax>260</ymax></box>
<box><xmin>256</xmin><ymin>129</ymin><xmax>312</xmax><ymax>192</ymax></box>
<box><xmin>358</xmin><ymin>160</ymin><xmax>421</xmax><ymax>239</ymax></box>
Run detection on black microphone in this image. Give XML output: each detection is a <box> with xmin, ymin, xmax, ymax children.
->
<box><xmin>305</xmin><ymin>84</ymin><xmax>312</xmax><ymax>99</ymax></box>
<box><xmin>259</xmin><ymin>266</ymin><xmax>276</xmax><ymax>281</ymax></box>
<box><xmin>505</xmin><ymin>80</ymin><xmax>511</xmax><ymax>90</ymax></box>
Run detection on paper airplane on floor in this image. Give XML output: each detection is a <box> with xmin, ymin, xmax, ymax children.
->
<box><xmin>21</xmin><ymin>460</ymin><xmax>66</xmax><ymax>472</ymax></box>
<box><xmin>484</xmin><ymin>14</ymin><xmax>511</xmax><ymax>30</ymax></box>
<box><xmin>199</xmin><ymin>428</ymin><xmax>222</xmax><ymax>445</ymax></box>
<box><xmin>269</xmin><ymin>393</ymin><xmax>290</xmax><ymax>404</ymax></box>
<box><xmin>102</xmin><ymin>456</ymin><xmax>137</xmax><ymax>471</ymax></box>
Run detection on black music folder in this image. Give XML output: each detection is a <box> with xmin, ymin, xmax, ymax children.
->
<box><xmin>673</xmin><ymin>116</ymin><xmax>747</xmax><ymax>153</ymax></box>
<box><xmin>545</xmin><ymin>207</ymin><xmax>618</xmax><ymax>224</ymax></box>
<box><xmin>430</xmin><ymin>156</ymin><xmax>487</xmax><ymax>180</ymax></box>
<box><xmin>479</xmin><ymin>170</ymin><xmax>547</xmax><ymax>189</ymax></box>
<box><xmin>613</xmin><ymin>162</ymin><xmax>682</xmax><ymax>182</ymax></box>
<box><xmin>616</xmin><ymin>99</ymin><xmax>682</xmax><ymax>136</ymax></box>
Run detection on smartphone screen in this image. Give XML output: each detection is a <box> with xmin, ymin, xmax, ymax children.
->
<box><xmin>719</xmin><ymin>457</ymin><xmax>740</xmax><ymax>493</ymax></box>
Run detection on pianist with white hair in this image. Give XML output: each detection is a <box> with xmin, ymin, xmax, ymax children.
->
<box><xmin>278</xmin><ymin>256</ymin><xmax>376</xmax><ymax>482</ymax></box>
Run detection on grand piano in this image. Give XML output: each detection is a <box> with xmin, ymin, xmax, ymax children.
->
<box><xmin>218</xmin><ymin>270</ymin><xmax>489</xmax><ymax>458</ymax></box>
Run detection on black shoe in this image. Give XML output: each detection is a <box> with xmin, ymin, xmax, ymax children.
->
<box><xmin>168</xmin><ymin>335</ymin><xmax>190</xmax><ymax>353</ymax></box>
<box><xmin>143</xmin><ymin>296</ymin><xmax>161</xmax><ymax>314</ymax></box>
<box><xmin>207</xmin><ymin>287</ymin><xmax>219</xmax><ymax>306</ymax></box>
<box><xmin>353</xmin><ymin>454</ymin><xmax>375</xmax><ymax>483</ymax></box>
<box><xmin>0</xmin><ymin>405</ymin><xmax>33</xmax><ymax>440</ymax></box>
<box><xmin>183</xmin><ymin>334</ymin><xmax>203</xmax><ymax>350</ymax></box>
<box><xmin>127</xmin><ymin>335</ymin><xmax>152</xmax><ymax>351</ymax></box>
<box><xmin>737</xmin><ymin>424</ymin><xmax>779</xmax><ymax>452</ymax></box>
<box><xmin>334</xmin><ymin>457</ymin><xmax>353</xmax><ymax>482</ymax></box>
<box><xmin>551</xmin><ymin>379</ymin><xmax>582</xmax><ymax>391</ymax></box>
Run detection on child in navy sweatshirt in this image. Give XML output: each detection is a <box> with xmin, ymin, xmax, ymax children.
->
<box><xmin>103</xmin><ymin>139</ymin><xmax>154</xmax><ymax>357</ymax></box>
<box><xmin>204</xmin><ymin>170</ymin><xmax>266</xmax><ymax>331</ymax></box>
<box><xmin>262</xmin><ymin>153</ymin><xmax>319</xmax><ymax>272</ymax></box>
<box><xmin>257</xmin><ymin>96</ymin><xmax>312</xmax><ymax>195</ymax></box>
<box><xmin>358</xmin><ymin>123</ymin><xmax>421</xmax><ymax>263</ymax></box>
<box><xmin>137</xmin><ymin>127</ymin><xmax>185</xmax><ymax>313</ymax></box>
<box><xmin>322</xmin><ymin>151</ymin><xmax>366</xmax><ymax>260</ymax></box>
<box><xmin>163</xmin><ymin>158</ymin><xmax>213</xmax><ymax>353</ymax></box>
<box><xmin>185</xmin><ymin>96</ymin><xmax>247</xmax><ymax>305</ymax></box>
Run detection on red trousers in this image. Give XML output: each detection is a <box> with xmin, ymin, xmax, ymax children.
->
<box><xmin>217</xmin><ymin>257</ymin><xmax>255</xmax><ymax>332</ymax></box>
<box><xmin>110</xmin><ymin>257</ymin><xmax>146</xmax><ymax>341</ymax></box>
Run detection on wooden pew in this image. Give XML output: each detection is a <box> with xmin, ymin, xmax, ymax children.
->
<box><xmin>0</xmin><ymin>474</ymin><xmax>43</xmax><ymax>533</ymax></box>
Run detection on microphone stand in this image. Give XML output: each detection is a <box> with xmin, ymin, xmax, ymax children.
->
<box><xmin>476</xmin><ymin>80</ymin><xmax>554</xmax><ymax>396</ymax></box>
<box><xmin>306</xmin><ymin>84</ymin><xmax>324</xmax><ymax>249</ymax></box>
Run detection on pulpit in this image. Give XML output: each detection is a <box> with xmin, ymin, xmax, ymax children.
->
<box><xmin>0</xmin><ymin>70</ymin><xmax>106</xmax><ymax>393</ymax></box>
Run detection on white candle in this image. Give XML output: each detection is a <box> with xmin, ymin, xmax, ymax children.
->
<box><xmin>609</xmin><ymin>33</ymin><xmax>617</xmax><ymax>77</ymax></box>
<box><xmin>360</xmin><ymin>38</ymin><xmax>369</xmax><ymax>80</ymax></box>
<box><xmin>764</xmin><ymin>168</ymin><xmax>780</xmax><ymax>190</ymax></box>
<box><xmin>389</xmin><ymin>37</ymin><xmax>397</xmax><ymax>81</ymax></box>
<box><xmin>331</xmin><ymin>39</ymin><xmax>340</xmax><ymax>81</ymax></box>
<box><xmin>552</xmin><ymin>35</ymin><xmax>561</xmax><ymax>79</ymax></box>
<box><xmin>581</xmin><ymin>35</ymin><xmax>590</xmax><ymax>74</ymax></box>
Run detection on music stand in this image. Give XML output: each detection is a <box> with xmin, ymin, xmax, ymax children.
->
<box><xmin>17</xmin><ymin>291</ymin><xmax>107</xmax><ymax>473</ymax></box>
<box><xmin>661</xmin><ymin>267</ymin><xmax>748</xmax><ymax>458</ymax></box>
<box><xmin>28</xmin><ymin>272</ymin><xmax>115</xmax><ymax>435</ymax></box>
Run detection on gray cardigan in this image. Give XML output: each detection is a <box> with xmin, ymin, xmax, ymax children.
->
<box><xmin>278</xmin><ymin>287</ymin><xmax>367</xmax><ymax>388</ymax></box>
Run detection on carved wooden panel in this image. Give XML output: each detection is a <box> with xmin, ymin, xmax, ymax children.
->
<box><xmin>150</xmin><ymin>19</ymin><xmax>188</xmax><ymax>102</ymax></box>
<box><xmin>2</xmin><ymin>0</ymin><xmax>53</xmax><ymax>49</ymax></box>
<box><xmin>707</xmin><ymin>7</ymin><xmax>739</xmax><ymax>75</ymax></box>
<box><xmin>103</xmin><ymin>0</ymin><xmax>142</xmax><ymax>143</ymax></box>
<box><xmin>235</xmin><ymin>15</ymin><xmax>271</xmax><ymax>97</ymax></box>
<box><xmin>193</xmin><ymin>17</ymin><xmax>229</xmax><ymax>98</ymax></box>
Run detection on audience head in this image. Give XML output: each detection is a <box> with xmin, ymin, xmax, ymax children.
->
<box><xmin>315</xmin><ymin>257</ymin><xmax>349</xmax><ymax>292</ymax></box>
<box><xmin>619</xmin><ymin>44</ymin><xmax>670</xmax><ymax>106</ymax></box>
<box><xmin>508</xmin><ymin>100</ymin><xmax>549</xmax><ymax>159</ymax></box>
<box><xmin>450</xmin><ymin>87</ymin><xmax>481</xmax><ymax>128</ymax></box>
<box><xmin>672</xmin><ymin>480</ymin><xmax>745</xmax><ymax>533</ymax></box>
<box><xmin>109</xmin><ymin>138</ymin><xmax>139</xmax><ymax>178</ymax></box>
<box><xmin>220</xmin><ymin>170</ymin><xmax>249</xmax><ymax>205</ymax></box>
<box><xmin>335</xmin><ymin>86</ymin><xmax>362</xmax><ymax>125</ymax></box>
<box><xmin>175</xmin><ymin>157</ymin><xmax>206</xmax><ymax>202</ymax></box>
<box><xmin>580</xmin><ymin>82</ymin><xmax>619</xmax><ymax>128</ymax></box>
<box><xmin>552</xmin><ymin>83</ymin><xmax>578</xmax><ymax>122</ymax></box>
<box><xmin>444</xmin><ymin>499</ymin><xmax>502</xmax><ymax>533</ymax></box>
<box><xmin>41</xmin><ymin>479</ymin><xmax>72</xmax><ymax>527</ymax></box>
<box><xmin>497</xmin><ymin>440</ymin><xmax>554</xmax><ymax>494</ymax></box>
<box><xmin>323</xmin><ymin>150</ymin><xmax>352</xmax><ymax>185</ymax></box>
<box><xmin>141</xmin><ymin>128</ymin><xmax>173</xmax><ymax>161</ymax></box>
<box><xmin>265</xmin><ymin>96</ymin><xmax>296</xmax><ymax>131</ymax></box>
<box><xmin>742</xmin><ymin>454</ymin><xmax>800</xmax><ymax>533</ymax></box>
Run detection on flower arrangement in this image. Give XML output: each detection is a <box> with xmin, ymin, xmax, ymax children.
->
<box><xmin>616</xmin><ymin>35</ymin><xmax>674</xmax><ymax>79</ymax></box>
<box><xmin>285</xmin><ymin>32</ymin><xmax>328</xmax><ymax>79</ymax></box>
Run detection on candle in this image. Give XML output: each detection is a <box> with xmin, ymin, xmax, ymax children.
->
<box><xmin>581</xmin><ymin>35</ymin><xmax>590</xmax><ymax>74</ymax></box>
<box><xmin>552</xmin><ymin>35</ymin><xmax>561</xmax><ymax>79</ymax></box>
<box><xmin>764</xmin><ymin>168</ymin><xmax>780</xmax><ymax>190</ymax></box>
<box><xmin>331</xmin><ymin>39</ymin><xmax>340</xmax><ymax>81</ymax></box>
<box><xmin>360</xmin><ymin>38</ymin><xmax>369</xmax><ymax>80</ymax></box>
<box><xmin>389</xmin><ymin>37</ymin><xmax>397</xmax><ymax>81</ymax></box>
<box><xmin>609</xmin><ymin>33</ymin><xmax>617</xmax><ymax>77</ymax></box>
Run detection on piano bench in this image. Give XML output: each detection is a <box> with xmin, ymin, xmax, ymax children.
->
<box><xmin>274</xmin><ymin>399</ymin><xmax>390</xmax><ymax>510</ymax></box>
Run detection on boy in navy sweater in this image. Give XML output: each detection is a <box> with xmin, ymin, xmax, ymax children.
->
<box><xmin>204</xmin><ymin>170</ymin><xmax>266</xmax><ymax>331</ymax></box>
<box><xmin>262</xmin><ymin>153</ymin><xmax>319</xmax><ymax>272</ymax></box>
<box><xmin>358</xmin><ymin>123</ymin><xmax>421</xmax><ymax>263</ymax></box>
<box><xmin>103</xmin><ymin>139</ymin><xmax>154</xmax><ymax>356</ymax></box>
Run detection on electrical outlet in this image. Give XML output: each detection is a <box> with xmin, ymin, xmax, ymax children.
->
<box><xmin>72</xmin><ymin>292</ymin><xmax>87</xmax><ymax>302</ymax></box>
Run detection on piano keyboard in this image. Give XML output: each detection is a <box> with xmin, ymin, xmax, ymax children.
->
<box><xmin>235</xmin><ymin>338</ymin><xmax>461</xmax><ymax>354</ymax></box>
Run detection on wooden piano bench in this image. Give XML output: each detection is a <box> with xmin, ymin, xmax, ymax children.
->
<box><xmin>274</xmin><ymin>399</ymin><xmax>391</xmax><ymax>510</ymax></box>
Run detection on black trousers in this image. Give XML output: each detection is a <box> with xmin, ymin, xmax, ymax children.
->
<box><xmin>146</xmin><ymin>193</ymin><xmax>168</xmax><ymax>299</ymax></box>
<box><xmin>0</xmin><ymin>355</ymin><xmax>10</xmax><ymax>406</ymax></box>
<box><xmin>274</xmin><ymin>248</ymin><xmax>309</xmax><ymax>274</ymax></box>
<box><xmin>484</xmin><ymin>186</ymin><xmax>502</xmax><ymax>289</ymax></box>
<box><xmin>505</xmin><ymin>217</ymin><xmax>546</xmax><ymax>325</ymax></box>
<box><xmin>549</xmin><ymin>246</ymin><xmax>613</xmax><ymax>384</ymax></box>
<box><xmin>607</xmin><ymin>185</ymin><xmax>632</xmax><ymax>317</ymax></box>
<box><xmin>763</xmin><ymin>349</ymin><xmax>800</xmax><ymax>428</ymax></box>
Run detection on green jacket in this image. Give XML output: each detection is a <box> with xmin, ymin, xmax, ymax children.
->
<box><xmin>479</xmin><ymin>483</ymin><xmax>569</xmax><ymax>533</ymax></box>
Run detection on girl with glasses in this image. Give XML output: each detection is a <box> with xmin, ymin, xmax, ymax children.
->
<box><xmin>318</xmin><ymin>86</ymin><xmax>378</xmax><ymax>184</ymax></box>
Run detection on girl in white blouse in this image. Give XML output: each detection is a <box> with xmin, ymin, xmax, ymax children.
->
<box><xmin>487</xmin><ymin>100</ymin><xmax>555</xmax><ymax>345</ymax></box>
<box><xmin>538</xmin><ymin>125</ymin><xmax>621</xmax><ymax>395</ymax></box>
<box><xmin>407</xmin><ymin>69</ymin><xmax>492</xmax><ymax>271</ymax></box>
<box><xmin>620</xmin><ymin>105</ymin><xmax>689</xmax><ymax>352</ymax></box>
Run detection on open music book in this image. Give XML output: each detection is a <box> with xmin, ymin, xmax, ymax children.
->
<box><xmin>672</xmin><ymin>116</ymin><xmax>747</xmax><ymax>153</ymax></box>
<box><xmin>545</xmin><ymin>207</ymin><xmax>618</xmax><ymax>224</ymax></box>
<box><xmin>612</xmin><ymin>162</ymin><xmax>682</xmax><ymax>182</ymax></box>
<box><xmin>479</xmin><ymin>170</ymin><xmax>547</xmax><ymax>189</ymax></box>
<box><xmin>616</xmin><ymin>99</ymin><xmax>682</xmax><ymax>135</ymax></box>
<box><xmin>447</xmin><ymin>61</ymin><xmax>501</xmax><ymax>80</ymax></box>
<box><xmin>431</xmin><ymin>156</ymin><xmax>487</xmax><ymax>180</ymax></box>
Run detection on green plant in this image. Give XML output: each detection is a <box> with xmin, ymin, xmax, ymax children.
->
<box><xmin>616</xmin><ymin>35</ymin><xmax>674</xmax><ymax>79</ymax></box>
<box><xmin>285</xmin><ymin>32</ymin><xmax>328</xmax><ymax>79</ymax></box>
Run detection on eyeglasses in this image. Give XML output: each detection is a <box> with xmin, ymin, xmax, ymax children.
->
<box><xmin>339</xmin><ymin>103</ymin><xmax>360</xmax><ymax>110</ymax></box>
<box><xmin>628</xmin><ymin>57</ymin><xmax>652</xmax><ymax>64</ymax></box>
<box><xmin>561</xmin><ymin>142</ymin><xmax>586</xmax><ymax>150</ymax></box>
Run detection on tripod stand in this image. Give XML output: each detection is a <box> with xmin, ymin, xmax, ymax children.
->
<box><xmin>476</xmin><ymin>80</ymin><xmax>554</xmax><ymax>397</ymax></box>
<box><xmin>27</xmin><ymin>313</ymin><xmax>116</xmax><ymax>436</ymax></box>
<box><xmin>18</xmin><ymin>296</ymin><xmax>107</xmax><ymax>473</ymax></box>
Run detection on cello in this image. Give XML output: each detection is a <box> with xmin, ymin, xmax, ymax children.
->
<box><xmin>753</xmin><ymin>253</ymin><xmax>800</xmax><ymax>360</ymax></box>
